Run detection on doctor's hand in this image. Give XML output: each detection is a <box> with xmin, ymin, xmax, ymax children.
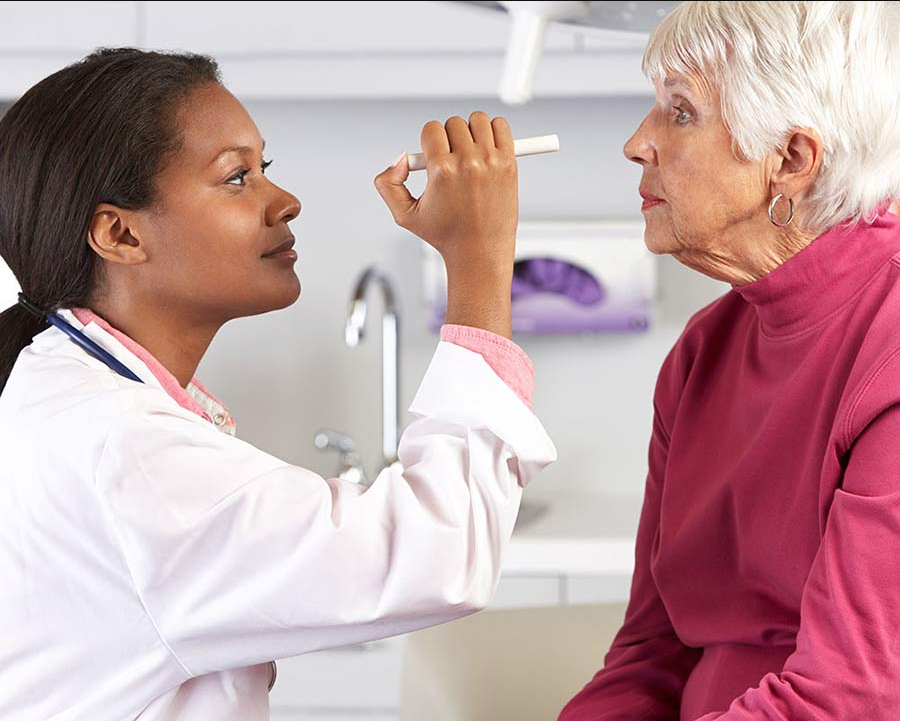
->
<box><xmin>374</xmin><ymin>111</ymin><xmax>517</xmax><ymax>339</ymax></box>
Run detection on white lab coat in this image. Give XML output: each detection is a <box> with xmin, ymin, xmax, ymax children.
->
<box><xmin>0</xmin><ymin>308</ymin><xmax>556</xmax><ymax>720</ymax></box>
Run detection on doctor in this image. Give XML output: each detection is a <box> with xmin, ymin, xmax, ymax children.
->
<box><xmin>0</xmin><ymin>47</ymin><xmax>556</xmax><ymax>720</ymax></box>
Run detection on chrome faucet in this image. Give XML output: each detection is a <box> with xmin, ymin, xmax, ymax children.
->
<box><xmin>345</xmin><ymin>267</ymin><xmax>400</xmax><ymax>473</ymax></box>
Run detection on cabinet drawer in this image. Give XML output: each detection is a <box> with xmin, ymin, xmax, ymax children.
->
<box><xmin>491</xmin><ymin>574</ymin><xmax>563</xmax><ymax>609</ymax></box>
<box><xmin>269</xmin><ymin>575</ymin><xmax>565</xmax><ymax>712</ymax></box>
<box><xmin>271</xmin><ymin>713</ymin><xmax>395</xmax><ymax>721</ymax></box>
<box><xmin>270</xmin><ymin>636</ymin><xmax>405</xmax><ymax>712</ymax></box>
<box><xmin>565</xmin><ymin>575</ymin><xmax>633</xmax><ymax>604</ymax></box>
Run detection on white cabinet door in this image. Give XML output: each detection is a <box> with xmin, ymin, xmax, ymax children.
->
<box><xmin>267</xmin><ymin>575</ymin><xmax>563</xmax><ymax>716</ymax></box>
<box><xmin>0</xmin><ymin>1</ymin><xmax>138</xmax><ymax>50</ymax></box>
<box><xmin>143</xmin><ymin>0</ymin><xmax>576</xmax><ymax>55</ymax></box>
<box><xmin>491</xmin><ymin>574</ymin><xmax>563</xmax><ymax>609</ymax></box>
<box><xmin>271</xmin><ymin>713</ymin><xmax>395</xmax><ymax>721</ymax></box>
<box><xmin>0</xmin><ymin>1</ymin><xmax>651</xmax><ymax>99</ymax></box>
<box><xmin>269</xmin><ymin>636</ymin><xmax>404</xmax><ymax>714</ymax></box>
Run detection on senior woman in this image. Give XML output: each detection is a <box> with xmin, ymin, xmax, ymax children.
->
<box><xmin>560</xmin><ymin>2</ymin><xmax>900</xmax><ymax>720</ymax></box>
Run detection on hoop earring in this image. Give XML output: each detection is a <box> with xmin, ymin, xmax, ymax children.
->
<box><xmin>768</xmin><ymin>193</ymin><xmax>795</xmax><ymax>227</ymax></box>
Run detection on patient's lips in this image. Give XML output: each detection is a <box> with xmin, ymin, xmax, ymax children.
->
<box><xmin>639</xmin><ymin>190</ymin><xmax>665</xmax><ymax>211</ymax></box>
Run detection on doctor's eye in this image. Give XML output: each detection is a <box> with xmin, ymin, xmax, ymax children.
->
<box><xmin>227</xmin><ymin>158</ymin><xmax>274</xmax><ymax>186</ymax></box>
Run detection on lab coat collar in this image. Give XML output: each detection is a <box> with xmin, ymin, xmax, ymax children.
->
<box><xmin>38</xmin><ymin>308</ymin><xmax>236</xmax><ymax>435</ymax></box>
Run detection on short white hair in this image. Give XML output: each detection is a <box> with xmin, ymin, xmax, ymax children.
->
<box><xmin>643</xmin><ymin>1</ymin><xmax>900</xmax><ymax>233</ymax></box>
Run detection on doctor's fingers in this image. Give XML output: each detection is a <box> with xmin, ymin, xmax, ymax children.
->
<box><xmin>489</xmin><ymin>116</ymin><xmax>514</xmax><ymax>155</ymax></box>
<box><xmin>467</xmin><ymin>111</ymin><xmax>496</xmax><ymax>149</ymax></box>
<box><xmin>419</xmin><ymin>114</ymin><xmax>507</xmax><ymax>168</ymax></box>
<box><xmin>373</xmin><ymin>154</ymin><xmax>415</xmax><ymax>229</ymax></box>
<box><xmin>444</xmin><ymin>115</ymin><xmax>477</xmax><ymax>156</ymax></box>
<box><xmin>420</xmin><ymin>120</ymin><xmax>451</xmax><ymax>165</ymax></box>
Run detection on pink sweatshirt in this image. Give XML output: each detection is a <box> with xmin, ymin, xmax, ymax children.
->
<box><xmin>560</xmin><ymin>210</ymin><xmax>900</xmax><ymax>720</ymax></box>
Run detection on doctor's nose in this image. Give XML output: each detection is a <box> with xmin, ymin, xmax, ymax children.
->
<box><xmin>268</xmin><ymin>186</ymin><xmax>301</xmax><ymax>226</ymax></box>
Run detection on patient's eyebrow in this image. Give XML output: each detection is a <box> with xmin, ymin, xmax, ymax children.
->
<box><xmin>663</xmin><ymin>76</ymin><xmax>691</xmax><ymax>91</ymax></box>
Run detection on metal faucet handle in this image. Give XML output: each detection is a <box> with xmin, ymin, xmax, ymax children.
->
<box><xmin>314</xmin><ymin>429</ymin><xmax>369</xmax><ymax>486</ymax></box>
<box><xmin>314</xmin><ymin>429</ymin><xmax>357</xmax><ymax>454</ymax></box>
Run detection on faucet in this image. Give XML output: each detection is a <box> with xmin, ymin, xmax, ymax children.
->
<box><xmin>314</xmin><ymin>267</ymin><xmax>399</xmax><ymax>486</ymax></box>
<box><xmin>344</xmin><ymin>267</ymin><xmax>400</xmax><ymax>473</ymax></box>
<box><xmin>313</xmin><ymin>429</ymin><xmax>367</xmax><ymax>486</ymax></box>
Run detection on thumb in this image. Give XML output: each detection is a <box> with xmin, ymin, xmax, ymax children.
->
<box><xmin>374</xmin><ymin>152</ymin><xmax>416</xmax><ymax>228</ymax></box>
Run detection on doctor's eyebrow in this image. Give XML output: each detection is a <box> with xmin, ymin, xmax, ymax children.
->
<box><xmin>210</xmin><ymin>138</ymin><xmax>266</xmax><ymax>164</ymax></box>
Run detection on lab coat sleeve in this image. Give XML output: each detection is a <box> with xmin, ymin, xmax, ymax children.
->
<box><xmin>93</xmin><ymin>340</ymin><xmax>556</xmax><ymax>679</ymax></box>
<box><xmin>559</xmin><ymin>344</ymin><xmax>702</xmax><ymax>721</ymax></box>
<box><xmin>691</xmin><ymin>402</ymin><xmax>900</xmax><ymax>720</ymax></box>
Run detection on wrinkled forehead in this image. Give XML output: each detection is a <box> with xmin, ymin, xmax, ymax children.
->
<box><xmin>652</xmin><ymin>72</ymin><xmax>718</xmax><ymax>107</ymax></box>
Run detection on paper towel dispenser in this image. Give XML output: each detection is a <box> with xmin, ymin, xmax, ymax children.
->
<box><xmin>422</xmin><ymin>220</ymin><xmax>656</xmax><ymax>334</ymax></box>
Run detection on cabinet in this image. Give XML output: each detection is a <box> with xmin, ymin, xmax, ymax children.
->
<box><xmin>0</xmin><ymin>1</ymin><xmax>651</xmax><ymax>99</ymax></box>
<box><xmin>266</xmin><ymin>492</ymin><xmax>639</xmax><ymax>718</ymax></box>
<box><xmin>268</xmin><ymin>571</ymin><xmax>631</xmax><ymax>720</ymax></box>
<box><xmin>0</xmin><ymin>1</ymin><xmax>138</xmax><ymax>50</ymax></box>
<box><xmin>142</xmin><ymin>1</ymin><xmax>577</xmax><ymax>54</ymax></box>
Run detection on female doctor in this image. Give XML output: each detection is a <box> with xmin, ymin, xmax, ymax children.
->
<box><xmin>0</xmin><ymin>47</ymin><xmax>556</xmax><ymax>719</ymax></box>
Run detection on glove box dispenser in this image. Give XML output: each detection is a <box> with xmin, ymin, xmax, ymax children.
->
<box><xmin>422</xmin><ymin>221</ymin><xmax>656</xmax><ymax>334</ymax></box>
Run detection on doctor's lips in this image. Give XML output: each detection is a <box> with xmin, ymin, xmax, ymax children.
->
<box><xmin>640</xmin><ymin>190</ymin><xmax>665</xmax><ymax>210</ymax></box>
<box><xmin>262</xmin><ymin>235</ymin><xmax>297</xmax><ymax>261</ymax></box>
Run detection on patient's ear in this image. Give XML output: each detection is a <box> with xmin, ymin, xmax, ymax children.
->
<box><xmin>770</xmin><ymin>126</ymin><xmax>823</xmax><ymax>202</ymax></box>
<box><xmin>87</xmin><ymin>203</ymin><xmax>148</xmax><ymax>265</ymax></box>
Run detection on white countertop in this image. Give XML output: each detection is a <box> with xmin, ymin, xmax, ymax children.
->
<box><xmin>503</xmin><ymin>492</ymin><xmax>643</xmax><ymax>577</ymax></box>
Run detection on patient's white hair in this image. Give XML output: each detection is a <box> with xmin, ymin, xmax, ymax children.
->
<box><xmin>643</xmin><ymin>1</ymin><xmax>900</xmax><ymax>233</ymax></box>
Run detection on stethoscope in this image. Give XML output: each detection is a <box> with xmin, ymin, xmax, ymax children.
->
<box><xmin>17</xmin><ymin>293</ymin><xmax>144</xmax><ymax>384</ymax></box>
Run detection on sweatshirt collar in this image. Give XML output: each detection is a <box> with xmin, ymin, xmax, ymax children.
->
<box><xmin>730</xmin><ymin>211</ymin><xmax>900</xmax><ymax>337</ymax></box>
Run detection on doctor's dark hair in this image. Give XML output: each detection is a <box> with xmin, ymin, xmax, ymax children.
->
<box><xmin>0</xmin><ymin>47</ymin><xmax>221</xmax><ymax>394</ymax></box>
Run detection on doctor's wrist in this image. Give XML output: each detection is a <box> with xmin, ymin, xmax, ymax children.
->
<box><xmin>445</xmin><ymin>274</ymin><xmax>512</xmax><ymax>340</ymax></box>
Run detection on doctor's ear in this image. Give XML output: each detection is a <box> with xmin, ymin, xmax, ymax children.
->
<box><xmin>86</xmin><ymin>203</ymin><xmax>149</xmax><ymax>265</ymax></box>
